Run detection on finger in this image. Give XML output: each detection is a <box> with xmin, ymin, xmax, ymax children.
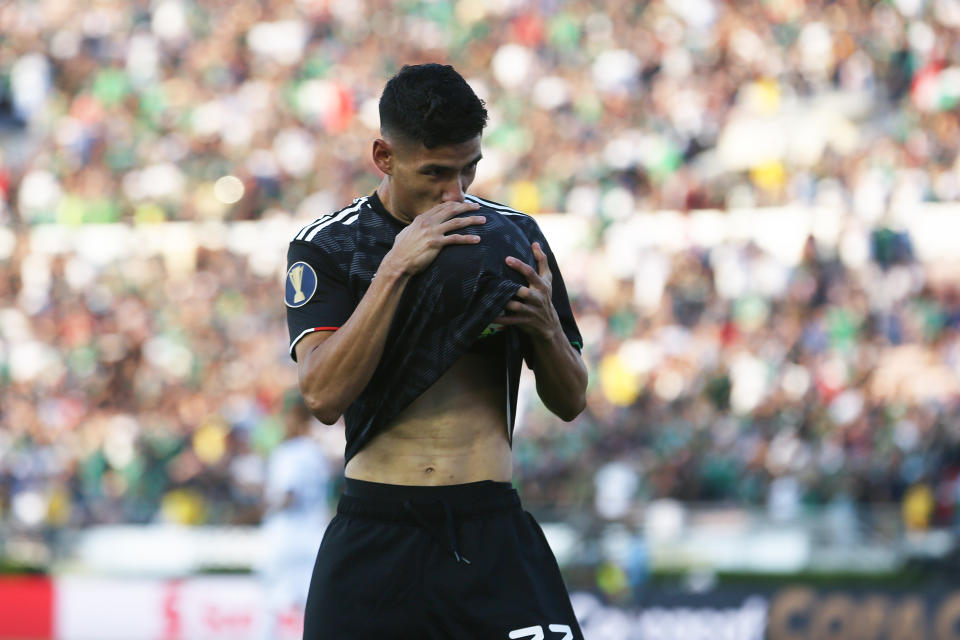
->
<box><xmin>533</xmin><ymin>242</ymin><xmax>551</xmax><ymax>280</ymax></box>
<box><xmin>493</xmin><ymin>312</ymin><xmax>537</xmax><ymax>327</ymax></box>
<box><xmin>513</xmin><ymin>286</ymin><xmax>532</xmax><ymax>300</ymax></box>
<box><xmin>505</xmin><ymin>256</ymin><xmax>540</xmax><ymax>283</ymax></box>
<box><xmin>441</xmin><ymin>232</ymin><xmax>481</xmax><ymax>244</ymax></box>
<box><xmin>423</xmin><ymin>200</ymin><xmax>472</xmax><ymax>220</ymax></box>
<box><xmin>439</xmin><ymin>215</ymin><xmax>486</xmax><ymax>233</ymax></box>
<box><xmin>432</xmin><ymin>201</ymin><xmax>481</xmax><ymax>221</ymax></box>
<box><xmin>504</xmin><ymin>300</ymin><xmax>529</xmax><ymax>312</ymax></box>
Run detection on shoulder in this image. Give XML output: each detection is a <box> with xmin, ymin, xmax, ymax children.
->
<box><xmin>465</xmin><ymin>193</ymin><xmax>545</xmax><ymax>241</ymax></box>
<box><xmin>290</xmin><ymin>196</ymin><xmax>371</xmax><ymax>245</ymax></box>
<box><xmin>464</xmin><ymin>194</ymin><xmax>534</xmax><ymax>223</ymax></box>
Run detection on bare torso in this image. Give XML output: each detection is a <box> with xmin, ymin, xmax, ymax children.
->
<box><xmin>344</xmin><ymin>351</ymin><xmax>511</xmax><ymax>485</ymax></box>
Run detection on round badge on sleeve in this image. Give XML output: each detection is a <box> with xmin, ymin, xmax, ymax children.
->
<box><xmin>285</xmin><ymin>261</ymin><xmax>318</xmax><ymax>308</ymax></box>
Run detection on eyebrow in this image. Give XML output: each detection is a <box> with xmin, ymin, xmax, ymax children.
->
<box><xmin>420</xmin><ymin>154</ymin><xmax>482</xmax><ymax>173</ymax></box>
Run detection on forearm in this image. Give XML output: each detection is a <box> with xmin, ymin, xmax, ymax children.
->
<box><xmin>298</xmin><ymin>259</ymin><xmax>411</xmax><ymax>422</ymax></box>
<box><xmin>529</xmin><ymin>327</ymin><xmax>588</xmax><ymax>421</ymax></box>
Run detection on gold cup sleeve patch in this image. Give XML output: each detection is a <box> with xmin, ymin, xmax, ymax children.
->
<box><xmin>285</xmin><ymin>261</ymin><xmax>318</xmax><ymax>308</ymax></box>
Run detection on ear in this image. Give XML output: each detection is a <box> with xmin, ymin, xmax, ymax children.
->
<box><xmin>372</xmin><ymin>138</ymin><xmax>392</xmax><ymax>175</ymax></box>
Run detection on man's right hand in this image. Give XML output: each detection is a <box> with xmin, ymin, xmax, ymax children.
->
<box><xmin>382</xmin><ymin>201</ymin><xmax>486</xmax><ymax>276</ymax></box>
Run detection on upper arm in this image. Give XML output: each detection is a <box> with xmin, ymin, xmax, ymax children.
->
<box><xmin>294</xmin><ymin>330</ymin><xmax>339</xmax><ymax>423</ymax></box>
<box><xmin>295</xmin><ymin>329</ymin><xmax>335</xmax><ymax>374</ymax></box>
<box><xmin>285</xmin><ymin>240</ymin><xmax>353</xmax><ymax>361</ymax></box>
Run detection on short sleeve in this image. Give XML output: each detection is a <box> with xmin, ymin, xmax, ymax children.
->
<box><xmin>285</xmin><ymin>240</ymin><xmax>353</xmax><ymax>361</ymax></box>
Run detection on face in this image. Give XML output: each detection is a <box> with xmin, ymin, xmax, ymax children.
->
<box><xmin>377</xmin><ymin>135</ymin><xmax>482</xmax><ymax>221</ymax></box>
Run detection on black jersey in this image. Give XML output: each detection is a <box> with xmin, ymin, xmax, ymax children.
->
<box><xmin>285</xmin><ymin>192</ymin><xmax>582</xmax><ymax>462</ymax></box>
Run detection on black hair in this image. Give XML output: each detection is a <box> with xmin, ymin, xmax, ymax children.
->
<box><xmin>379</xmin><ymin>64</ymin><xmax>488</xmax><ymax>148</ymax></box>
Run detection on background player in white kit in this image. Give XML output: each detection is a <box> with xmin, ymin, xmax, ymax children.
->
<box><xmin>260</xmin><ymin>396</ymin><xmax>331</xmax><ymax>638</ymax></box>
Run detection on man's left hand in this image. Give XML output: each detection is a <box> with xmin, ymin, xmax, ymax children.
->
<box><xmin>495</xmin><ymin>242</ymin><xmax>562</xmax><ymax>341</ymax></box>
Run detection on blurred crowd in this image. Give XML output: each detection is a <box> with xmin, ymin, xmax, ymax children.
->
<box><xmin>3</xmin><ymin>0</ymin><xmax>960</xmax><ymax>225</ymax></box>
<box><xmin>516</xmin><ymin>230</ymin><xmax>960</xmax><ymax>530</ymax></box>
<box><xmin>2</xmin><ymin>0</ymin><xmax>960</xmax><ymax>564</ymax></box>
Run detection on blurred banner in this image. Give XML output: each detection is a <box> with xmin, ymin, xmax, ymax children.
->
<box><xmin>0</xmin><ymin>575</ymin><xmax>302</xmax><ymax>640</ymax></box>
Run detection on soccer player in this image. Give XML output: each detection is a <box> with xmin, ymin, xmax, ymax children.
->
<box><xmin>285</xmin><ymin>63</ymin><xmax>587</xmax><ymax>639</ymax></box>
<box><xmin>260</xmin><ymin>395</ymin><xmax>331</xmax><ymax>638</ymax></box>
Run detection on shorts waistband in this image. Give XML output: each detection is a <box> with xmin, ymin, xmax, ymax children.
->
<box><xmin>338</xmin><ymin>478</ymin><xmax>520</xmax><ymax>522</ymax></box>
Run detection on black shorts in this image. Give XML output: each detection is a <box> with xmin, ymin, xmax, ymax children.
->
<box><xmin>302</xmin><ymin>478</ymin><xmax>584</xmax><ymax>639</ymax></box>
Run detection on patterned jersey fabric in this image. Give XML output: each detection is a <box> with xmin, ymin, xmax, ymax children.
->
<box><xmin>285</xmin><ymin>191</ymin><xmax>582</xmax><ymax>462</ymax></box>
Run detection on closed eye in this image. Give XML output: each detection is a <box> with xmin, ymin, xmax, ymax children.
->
<box><xmin>421</xmin><ymin>167</ymin><xmax>449</xmax><ymax>178</ymax></box>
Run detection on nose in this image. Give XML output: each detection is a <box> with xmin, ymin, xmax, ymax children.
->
<box><xmin>441</xmin><ymin>178</ymin><xmax>466</xmax><ymax>203</ymax></box>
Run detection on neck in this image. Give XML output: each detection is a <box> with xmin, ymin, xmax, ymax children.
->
<box><xmin>376</xmin><ymin>177</ymin><xmax>415</xmax><ymax>225</ymax></box>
